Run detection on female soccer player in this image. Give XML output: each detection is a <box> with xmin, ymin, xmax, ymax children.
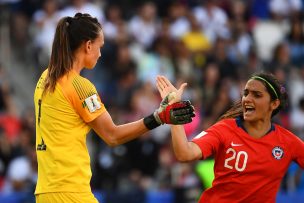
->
<box><xmin>34</xmin><ymin>13</ymin><xmax>194</xmax><ymax>203</ymax></box>
<box><xmin>156</xmin><ymin>72</ymin><xmax>304</xmax><ymax>203</ymax></box>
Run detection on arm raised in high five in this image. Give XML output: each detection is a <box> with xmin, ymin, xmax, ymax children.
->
<box><xmin>156</xmin><ymin>75</ymin><xmax>202</xmax><ymax>162</ymax></box>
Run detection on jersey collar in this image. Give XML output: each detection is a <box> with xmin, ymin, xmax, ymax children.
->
<box><xmin>235</xmin><ymin>116</ymin><xmax>275</xmax><ymax>135</ymax></box>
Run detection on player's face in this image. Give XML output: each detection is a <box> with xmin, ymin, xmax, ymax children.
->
<box><xmin>84</xmin><ymin>30</ymin><xmax>104</xmax><ymax>69</ymax></box>
<box><xmin>242</xmin><ymin>79</ymin><xmax>276</xmax><ymax>122</ymax></box>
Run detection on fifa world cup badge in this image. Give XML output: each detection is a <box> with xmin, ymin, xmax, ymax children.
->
<box><xmin>85</xmin><ymin>94</ymin><xmax>101</xmax><ymax>113</ymax></box>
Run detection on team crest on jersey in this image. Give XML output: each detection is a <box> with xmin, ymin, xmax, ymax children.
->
<box><xmin>272</xmin><ymin>146</ymin><xmax>284</xmax><ymax>160</ymax></box>
<box><xmin>85</xmin><ymin>94</ymin><xmax>101</xmax><ymax>113</ymax></box>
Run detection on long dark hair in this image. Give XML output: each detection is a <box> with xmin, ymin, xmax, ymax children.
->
<box><xmin>43</xmin><ymin>13</ymin><xmax>102</xmax><ymax>95</ymax></box>
<box><xmin>219</xmin><ymin>72</ymin><xmax>288</xmax><ymax>120</ymax></box>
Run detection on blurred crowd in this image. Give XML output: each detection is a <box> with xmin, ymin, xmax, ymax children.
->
<box><xmin>1</xmin><ymin>0</ymin><xmax>304</xmax><ymax>202</ymax></box>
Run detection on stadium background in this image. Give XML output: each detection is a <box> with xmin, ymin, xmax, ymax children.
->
<box><xmin>0</xmin><ymin>0</ymin><xmax>304</xmax><ymax>202</ymax></box>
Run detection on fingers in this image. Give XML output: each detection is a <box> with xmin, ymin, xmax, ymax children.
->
<box><xmin>161</xmin><ymin>76</ymin><xmax>173</xmax><ymax>88</ymax></box>
<box><xmin>157</xmin><ymin>75</ymin><xmax>177</xmax><ymax>91</ymax></box>
<box><xmin>178</xmin><ymin>83</ymin><xmax>188</xmax><ymax>91</ymax></box>
<box><xmin>156</xmin><ymin>75</ymin><xmax>187</xmax><ymax>103</ymax></box>
<box><xmin>177</xmin><ymin>82</ymin><xmax>187</xmax><ymax>97</ymax></box>
<box><xmin>172</xmin><ymin>107</ymin><xmax>195</xmax><ymax>117</ymax></box>
<box><xmin>156</xmin><ymin>81</ymin><xmax>163</xmax><ymax>93</ymax></box>
<box><xmin>156</xmin><ymin>76</ymin><xmax>166</xmax><ymax>91</ymax></box>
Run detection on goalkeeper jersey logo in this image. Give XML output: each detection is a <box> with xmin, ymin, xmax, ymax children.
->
<box><xmin>37</xmin><ymin>138</ymin><xmax>47</xmax><ymax>151</ymax></box>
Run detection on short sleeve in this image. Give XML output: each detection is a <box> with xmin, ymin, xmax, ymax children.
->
<box><xmin>60</xmin><ymin>74</ymin><xmax>106</xmax><ymax>123</ymax></box>
<box><xmin>191</xmin><ymin>122</ymin><xmax>223</xmax><ymax>159</ymax></box>
<box><xmin>292</xmin><ymin>136</ymin><xmax>304</xmax><ymax>169</ymax></box>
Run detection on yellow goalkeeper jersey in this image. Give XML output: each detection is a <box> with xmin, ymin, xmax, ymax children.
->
<box><xmin>34</xmin><ymin>69</ymin><xmax>106</xmax><ymax>194</ymax></box>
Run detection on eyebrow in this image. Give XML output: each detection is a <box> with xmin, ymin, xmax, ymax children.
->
<box><xmin>243</xmin><ymin>89</ymin><xmax>263</xmax><ymax>94</ymax></box>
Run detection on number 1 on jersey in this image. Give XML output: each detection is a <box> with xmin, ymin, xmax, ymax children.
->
<box><xmin>38</xmin><ymin>99</ymin><xmax>42</xmax><ymax>126</ymax></box>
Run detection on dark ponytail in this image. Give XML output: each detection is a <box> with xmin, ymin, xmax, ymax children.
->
<box><xmin>43</xmin><ymin>13</ymin><xmax>102</xmax><ymax>95</ymax></box>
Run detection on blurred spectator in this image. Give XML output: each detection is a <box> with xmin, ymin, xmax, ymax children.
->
<box><xmin>181</xmin><ymin>13</ymin><xmax>211</xmax><ymax>69</ymax></box>
<box><xmin>0</xmin><ymin>66</ymin><xmax>12</xmax><ymax>113</ymax></box>
<box><xmin>206</xmin><ymin>38</ymin><xmax>238</xmax><ymax>80</ymax></box>
<box><xmin>108</xmin><ymin>43</ymin><xmax>138</xmax><ymax>109</ymax></box>
<box><xmin>172</xmin><ymin>40</ymin><xmax>194</xmax><ymax>81</ymax></box>
<box><xmin>10</xmin><ymin>11</ymin><xmax>32</xmax><ymax>64</ymax></box>
<box><xmin>269</xmin><ymin>0</ymin><xmax>302</xmax><ymax>21</ymax></box>
<box><xmin>136</xmin><ymin>37</ymin><xmax>175</xmax><ymax>85</ymax></box>
<box><xmin>288</xmin><ymin>68</ymin><xmax>304</xmax><ymax>108</ymax></box>
<box><xmin>103</xmin><ymin>4</ymin><xmax>129</xmax><ymax>44</ymax></box>
<box><xmin>206</xmin><ymin>79</ymin><xmax>234</xmax><ymax>123</ymax></box>
<box><xmin>193</xmin><ymin>0</ymin><xmax>230</xmax><ymax>44</ymax></box>
<box><xmin>0</xmin><ymin>65</ymin><xmax>21</xmax><ymax>143</ymax></box>
<box><xmin>128</xmin><ymin>1</ymin><xmax>159</xmax><ymax>49</ymax></box>
<box><xmin>172</xmin><ymin>162</ymin><xmax>201</xmax><ymax>203</ymax></box>
<box><xmin>199</xmin><ymin>62</ymin><xmax>221</xmax><ymax>119</ymax></box>
<box><xmin>2</xmin><ymin>156</ymin><xmax>34</xmax><ymax>193</ymax></box>
<box><xmin>228</xmin><ymin>0</ymin><xmax>250</xmax><ymax>22</ymax></box>
<box><xmin>252</xmin><ymin>20</ymin><xmax>287</xmax><ymax>62</ymax></box>
<box><xmin>228</xmin><ymin>19</ymin><xmax>253</xmax><ymax>64</ymax></box>
<box><xmin>0</xmin><ymin>127</ymin><xmax>10</xmax><ymax>190</ymax></box>
<box><xmin>290</xmin><ymin>97</ymin><xmax>304</xmax><ymax>139</ymax></box>
<box><xmin>31</xmin><ymin>0</ymin><xmax>60</xmax><ymax>70</ymax></box>
<box><xmin>286</xmin><ymin>17</ymin><xmax>304</xmax><ymax>67</ymax></box>
<box><xmin>168</xmin><ymin>1</ymin><xmax>190</xmax><ymax>40</ymax></box>
<box><xmin>267</xmin><ymin>42</ymin><xmax>293</xmax><ymax>75</ymax></box>
<box><xmin>59</xmin><ymin>0</ymin><xmax>104</xmax><ymax>23</ymax></box>
<box><xmin>227</xmin><ymin>0</ymin><xmax>252</xmax><ymax>65</ymax></box>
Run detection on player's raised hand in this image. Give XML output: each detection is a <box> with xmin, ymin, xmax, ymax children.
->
<box><xmin>144</xmin><ymin>76</ymin><xmax>195</xmax><ymax>129</ymax></box>
<box><xmin>156</xmin><ymin>75</ymin><xmax>187</xmax><ymax>104</ymax></box>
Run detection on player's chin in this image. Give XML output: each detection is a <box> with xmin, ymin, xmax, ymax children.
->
<box><xmin>86</xmin><ymin>64</ymin><xmax>96</xmax><ymax>70</ymax></box>
<box><xmin>242</xmin><ymin>114</ymin><xmax>255</xmax><ymax>122</ymax></box>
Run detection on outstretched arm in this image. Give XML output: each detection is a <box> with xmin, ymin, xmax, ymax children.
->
<box><xmin>156</xmin><ymin>75</ymin><xmax>202</xmax><ymax>161</ymax></box>
<box><xmin>89</xmin><ymin>111</ymin><xmax>149</xmax><ymax>147</ymax></box>
<box><xmin>89</xmin><ymin>76</ymin><xmax>194</xmax><ymax>147</ymax></box>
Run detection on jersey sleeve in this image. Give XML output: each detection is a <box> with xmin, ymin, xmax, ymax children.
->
<box><xmin>191</xmin><ymin>121</ymin><xmax>224</xmax><ymax>159</ymax></box>
<box><xmin>60</xmin><ymin>74</ymin><xmax>107</xmax><ymax>123</ymax></box>
<box><xmin>292</xmin><ymin>135</ymin><xmax>304</xmax><ymax>168</ymax></box>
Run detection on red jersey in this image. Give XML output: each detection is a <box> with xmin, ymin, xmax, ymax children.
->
<box><xmin>192</xmin><ymin>117</ymin><xmax>304</xmax><ymax>203</ymax></box>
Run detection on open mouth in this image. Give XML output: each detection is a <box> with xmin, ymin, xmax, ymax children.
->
<box><xmin>244</xmin><ymin>105</ymin><xmax>255</xmax><ymax>114</ymax></box>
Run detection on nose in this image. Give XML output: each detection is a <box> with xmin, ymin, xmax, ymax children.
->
<box><xmin>242</xmin><ymin>93</ymin><xmax>252</xmax><ymax>103</ymax></box>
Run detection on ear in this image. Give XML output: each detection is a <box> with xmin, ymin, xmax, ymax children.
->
<box><xmin>271</xmin><ymin>99</ymin><xmax>280</xmax><ymax>111</ymax></box>
<box><xmin>85</xmin><ymin>40</ymin><xmax>92</xmax><ymax>53</ymax></box>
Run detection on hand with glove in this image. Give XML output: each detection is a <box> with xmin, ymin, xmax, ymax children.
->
<box><xmin>143</xmin><ymin>77</ymin><xmax>195</xmax><ymax>130</ymax></box>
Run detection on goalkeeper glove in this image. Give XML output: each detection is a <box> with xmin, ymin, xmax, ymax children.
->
<box><xmin>144</xmin><ymin>94</ymin><xmax>195</xmax><ymax>130</ymax></box>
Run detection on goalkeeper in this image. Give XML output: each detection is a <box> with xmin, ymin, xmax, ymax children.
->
<box><xmin>34</xmin><ymin>13</ymin><xmax>195</xmax><ymax>203</ymax></box>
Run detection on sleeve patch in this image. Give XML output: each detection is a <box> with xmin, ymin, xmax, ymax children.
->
<box><xmin>84</xmin><ymin>94</ymin><xmax>101</xmax><ymax>113</ymax></box>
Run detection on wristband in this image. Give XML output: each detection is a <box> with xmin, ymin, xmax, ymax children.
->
<box><xmin>143</xmin><ymin>113</ymin><xmax>161</xmax><ymax>130</ymax></box>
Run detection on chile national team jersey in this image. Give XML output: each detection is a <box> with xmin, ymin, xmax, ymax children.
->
<box><xmin>192</xmin><ymin>117</ymin><xmax>304</xmax><ymax>203</ymax></box>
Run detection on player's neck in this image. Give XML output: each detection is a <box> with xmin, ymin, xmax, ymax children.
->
<box><xmin>243</xmin><ymin>120</ymin><xmax>272</xmax><ymax>139</ymax></box>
